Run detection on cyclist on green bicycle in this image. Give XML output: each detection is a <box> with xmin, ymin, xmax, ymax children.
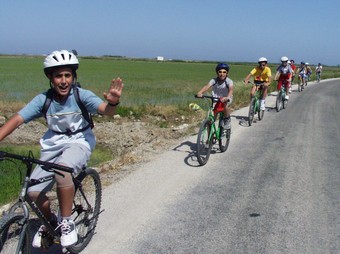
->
<box><xmin>0</xmin><ymin>50</ymin><xmax>124</xmax><ymax>248</ymax></box>
<box><xmin>196</xmin><ymin>63</ymin><xmax>234</xmax><ymax>129</ymax></box>
<box><xmin>244</xmin><ymin>57</ymin><xmax>272</xmax><ymax>110</ymax></box>
<box><xmin>275</xmin><ymin>56</ymin><xmax>293</xmax><ymax>100</ymax></box>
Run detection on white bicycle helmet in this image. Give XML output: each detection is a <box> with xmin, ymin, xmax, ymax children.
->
<box><xmin>281</xmin><ymin>56</ymin><xmax>289</xmax><ymax>62</ymax></box>
<box><xmin>258</xmin><ymin>57</ymin><xmax>268</xmax><ymax>63</ymax></box>
<box><xmin>43</xmin><ymin>50</ymin><xmax>79</xmax><ymax>76</ymax></box>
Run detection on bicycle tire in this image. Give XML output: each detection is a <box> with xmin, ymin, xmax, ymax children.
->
<box><xmin>67</xmin><ymin>168</ymin><xmax>102</xmax><ymax>253</ymax></box>
<box><xmin>248</xmin><ymin>98</ymin><xmax>255</xmax><ymax>126</ymax></box>
<box><xmin>0</xmin><ymin>214</ymin><xmax>31</xmax><ymax>254</ymax></box>
<box><xmin>196</xmin><ymin>119</ymin><xmax>213</xmax><ymax>166</ymax></box>
<box><xmin>283</xmin><ymin>97</ymin><xmax>288</xmax><ymax>109</ymax></box>
<box><xmin>219</xmin><ymin>126</ymin><xmax>231</xmax><ymax>152</ymax></box>
<box><xmin>258</xmin><ymin>108</ymin><xmax>264</xmax><ymax>121</ymax></box>
<box><xmin>276</xmin><ymin>91</ymin><xmax>282</xmax><ymax>112</ymax></box>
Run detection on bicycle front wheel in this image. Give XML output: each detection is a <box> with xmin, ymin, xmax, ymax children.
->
<box><xmin>248</xmin><ymin>98</ymin><xmax>255</xmax><ymax>126</ymax></box>
<box><xmin>196</xmin><ymin>119</ymin><xmax>213</xmax><ymax>166</ymax></box>
<box><xmin>283</xmin><ymin>96</ymin><xmax>288</xmax><ymax>109</ymax></box>
<box><xmin>68</xmin><ymin>168</ymin><xmax>102</xmax><ymax>253</ymax></box>
<box><xmin>219</xmin><ymin>127</ymin><xmax>231</xmax><ymax>152</ymax></box>
<box><xmin>276</xmin><ymin>91</ymin><xmax>282</xmax><ymax>112</ymax></box>
<box><xmin>0</xmin><ymin>214</ymin><xmax>30</xmax><ymax>254</ymax></box>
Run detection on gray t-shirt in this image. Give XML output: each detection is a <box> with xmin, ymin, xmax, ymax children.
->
<box><xmin>208</xmin><ymin>77</ymin><xmax>233</xmax><ymax>98</ymax></box>
<box><xmin>18</xmin><ymin>87</ymin><xmax>103</xmax><ymax>152</ymax></box>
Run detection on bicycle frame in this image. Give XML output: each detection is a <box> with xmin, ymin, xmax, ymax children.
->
<box><xmin>0</xmin><ymin>151</ymin><xmax>74</xmax><ymax>251</ymax></box>
<box><xmin>276</xmin><ymin>80</ymin><xmax>288</xmax><ymax>112</ymax></box>
<box><xmin>198</xmin><ymin>95</ymin><xmax>223</xmax><ymax>141</ymax></box>
<box><xmin>194</xmin><ymin>95</ymin><xmax>231</xmax><ymax>166</ymax></box>
<box><xmin>247</xmin><ymin>81</ymin><xmax>264</xmax><ymax>126</ymax></box>
<box><xmin>253</xmin><ymin>85</ymin><xmax>263</xmax><ymax>112</ymax></box>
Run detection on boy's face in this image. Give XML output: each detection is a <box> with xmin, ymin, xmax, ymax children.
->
<box><xmin>259</xmin><ymin>62</ymin><xmax>267</xmax><ymax>70</ymax></box>
<box><xmin>50</xmin><ymin>67</ymin><xmax>74</xmax><ymax>99</ymax></box>
<box><xmin>217</xmin><ymin>69</ymin><xmax>228</xmax><ymax>80</ymax></box>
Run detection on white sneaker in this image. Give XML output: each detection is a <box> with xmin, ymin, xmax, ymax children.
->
<box><xmin>260</xmin><ymin>101</ymin><xmax>266</xmax><ymax>110</ymax></box>
<box><xmin>32</xmin><ymin>225</ymin><xmax>45</xmax><ymax>248</ymax></box>
<box><xmin>285</xmin><ymin>95</ymin><xmax>289</xmax><ymax>100</ymax></box>
<box><xmin>57</xmin><ymin>219</ymin><xmax>78</xmax><ymax>247</ymax></box>
<box><xmin>289</xmin><ymin>88</ymin><xmax>292</xmax><ymax>94</ymax></box>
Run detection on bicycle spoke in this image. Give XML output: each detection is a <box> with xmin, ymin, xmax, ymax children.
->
<box><xmin>68</xmin><ymin>168</ymin><xmax>102</xmax><ymax>253</ymax></box>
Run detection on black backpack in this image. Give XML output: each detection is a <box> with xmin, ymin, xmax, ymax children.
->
<box><xmin>42</xmin><ymin>83</ymin><xmax>94</xmax><ymax>135</ymax></box>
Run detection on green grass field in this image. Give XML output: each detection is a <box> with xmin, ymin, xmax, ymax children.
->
<box><xmin>1</xmin><ymin>55</ymin><xmax>339</xmax><ymax>115</ymax></box>
<box><xmin>1</xmin><ymin>55</ymin><xmax>340</xmax><ymax>205</ymax></box>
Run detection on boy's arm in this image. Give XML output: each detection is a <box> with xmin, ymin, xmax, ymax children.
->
<box><xmin>197</xmin><ymin>83</ymin><xmax>211</xmax><ymax>97</ymax></box>
<box><xmin>0</xmin><ymin>114</ymin><xmax>25</xmax><ymax>141</ymax></box>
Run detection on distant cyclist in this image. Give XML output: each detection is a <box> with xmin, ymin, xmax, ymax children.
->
<box><xmin>296</xmin><ymin>62</ymin><xmax>307</xmax><ymax>90</ymax></box>
<box><xmin>305</xmin><ymin>62</ymin><xmax>312</xmax><ymax>83</ymax></box>
<box><xmin>275</xmin><ymin>56</ymin><xmax>293</xmax><ymax>100</ymax></box>
<box><xmin>244</xmin><ymin>57</ymin><xmax>272</xmax><ymax>110</ymax></box>
<box><xmin>316</xmin><ymin>63</ymin><xmax>322</xmax><ymax>82</ymax></box>
<box><xmin>289</xmin><ymin>59</ymin><xmax>297</xmax><ymax>93</ymax></box>
<box><xmin>197</xmin><ymin>63</ymin><xmax>234</xmax><ymax>129</ymax></box>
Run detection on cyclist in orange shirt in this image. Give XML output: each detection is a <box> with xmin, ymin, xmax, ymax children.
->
<box><xmin>244</xmin><ymin>57</ymin><xmax>272</xmax><ymax>110</ymax></box>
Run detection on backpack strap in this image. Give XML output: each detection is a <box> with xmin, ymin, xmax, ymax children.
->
<box><xmin>72</xmin><ymin>84</ymin><xmax>94</xmax><ymax>129</ymax></box>
<box><xmin>42</xmin><ymin>88</ymin><xmax>54</xmax><ymax>119</ymax></box>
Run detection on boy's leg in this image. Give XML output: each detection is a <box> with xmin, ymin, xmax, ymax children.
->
<box><xmin>54</xmin><ymin>143</ymin><xmax>91</xmax><ymax>247</ymax></box>
<box><xmin>55</xmin><ymin>172</ymin><xmax>74</xmax><ymax>217</ymax></box>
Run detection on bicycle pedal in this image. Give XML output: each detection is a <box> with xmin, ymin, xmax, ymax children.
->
<box><xmin>41</xmin><ymin>232</ymin><xmax>54</xmax><ymax>249</ymax></box>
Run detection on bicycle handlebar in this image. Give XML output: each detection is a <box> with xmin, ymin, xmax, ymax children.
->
<box><xmin>244</xmin><ymin>80</ymin><xmax>264</xmax><ymax>86</ymax></box>
<box><xmin>0</xmin><ymin>151</ymin><xmax>74</xmax><ymax>173</ymax></box>
<box><xmin>194</xmin><ymin>95</ymin><xmax>230</xmax><ymax>103</ymax></box>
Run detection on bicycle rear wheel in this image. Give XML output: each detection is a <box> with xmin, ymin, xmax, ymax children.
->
<box><xmin>219</xmin><ymin>126</ymin><xmax>231</xmax><ymax>152</ymax></box>
<box><xmin>276</xmin><ymin>91</ymin><xmax>282</xmax><ymax>112</ymax></box>
<box><xmin>67</xmin><ymin>168</ymin><xmax>102</xmax><ymax>253</ymax></box>
<box><xmin>196</xmin><ymin>119</ymin><xmax>213</xmax><ymax>166</ymax></box>
<box><xmin>0</xmin><ymin>214</ymin><xmax>30</xmax><ymax>254</ymax></box>
<box><xmin>248</xmin><ymin>98</ymin><xmax>255</xmax><ymax>126</ymax></box>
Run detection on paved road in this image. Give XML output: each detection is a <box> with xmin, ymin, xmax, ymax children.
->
<box><xmin>80</xmin><ymin>79</ymin><xmax>339</xmax><ymax>254</ymax></box>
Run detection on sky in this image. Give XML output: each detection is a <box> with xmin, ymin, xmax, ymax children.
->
<box><xmin>1</xmin><ymin>0</ymin><xmax>340</xmax><ymax>66</ymax></box>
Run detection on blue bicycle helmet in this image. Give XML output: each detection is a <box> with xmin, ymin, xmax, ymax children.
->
<box><xmin>215</xmin><ymin>63</ymin><xmax>230</xmax><ymax>73</ymax></box>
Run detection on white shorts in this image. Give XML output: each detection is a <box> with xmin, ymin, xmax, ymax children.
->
<box><xmin>28</xmin><ymin>143</ymin><xmax>91</xmax><ymax>193</ymax></box>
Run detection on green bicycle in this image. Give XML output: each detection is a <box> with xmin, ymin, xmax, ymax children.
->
<box><xmin>195</xmin><ymin>95</ymin><xmax>231</xmax><ymax>166</ymax></box>
<box><xmin>247</xmin><ymin>81</ymin><xmax>265</xmax><ymax>126</ymax></box>
<box><xmin>275</xmin><ymin>80</ymin><xmax>289</xmax><ymax>112</ymax></box>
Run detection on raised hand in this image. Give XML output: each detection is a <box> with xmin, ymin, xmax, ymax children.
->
<box><xmin>103</xmin><ymin>77</ymin><xmax>124</xmax><ymax>104</ymax></box>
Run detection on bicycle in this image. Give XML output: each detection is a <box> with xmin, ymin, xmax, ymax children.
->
<box><xmin>195</xmin><ymin>95</ymin><xmax>231</xmax><ymax>166</ymax></box>
<box><xmin>316</xmin><ymin>72</ymin><xmax>321</xmax><ymax>82</ymax></box>
<box><xmin>0</xmin><ymin>150</ymin><xmax>102</xmax><ymax>254</ymax></box>
<box><xmin>298</xmin><ymin>73</ymin><xmax>305</xmax><ymax>92</ymax></box>
<box><xmin>246</xmin><ymin>81</ymin><xmax>265</xmax><ymax>126</ymax></box>
<box><xmin>276</xmin><ymin>80</ymin><xmax>289</xmax><ymax>112</ymax></box>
